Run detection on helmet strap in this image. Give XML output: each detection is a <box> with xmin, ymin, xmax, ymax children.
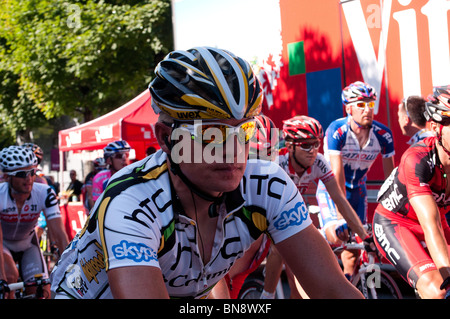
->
<box><xmin>351</xmin><ymin>116</ymin><xmax>372</xmax><ymax>130</ymax></box>
<box><xmin>437</xmin><ymin>124</ymin><xmax>450</xmax><ymax>160</ymax></box>
<box><xmin>292</xmin><ymin>145</ymin><xmax>309</xmax><ymax>172</ymax></box>
<box><xmin>166</xmin><ymin>121</ymin><xmax>225</xmax><ymax>218</ymax></box>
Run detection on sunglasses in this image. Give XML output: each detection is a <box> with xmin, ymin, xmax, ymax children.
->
<box><xmin>179</xmin><ymin>119</ymin><xmax>257</xmax><ymax>145</ymax></box>
<box><xmin>7</xmin><ymin>168</ymin><xmax>37</xmax><ymax>178</ymax></box>
<box><xmin>291</xmin><ymin>140</ymin><xmax>321</xmax><ymax>151</ymax></box>
<box><xmin>112</xmin><ymin>152</ymin><xmax>129</xmax><ymax>160</ymax></box>
<box><xmin>349</xmin><ymin>101</ymin><xmax>375</xmax><ymax>110</ymax></box>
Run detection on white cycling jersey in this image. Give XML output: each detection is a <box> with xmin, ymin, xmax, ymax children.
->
<box><xmin>278</xmin><ymin>148</ymin><xmax>334</xmax><ymax>194</ymax></box>
<box><xmin>0</xmin><ymin>182</ymin><xmax>60</xmax><ymax>243</ymax></box>
<box><xmin>50</xmin><ymin>150</ymin><xmax>312</xmax><ymax>299</ymax></box>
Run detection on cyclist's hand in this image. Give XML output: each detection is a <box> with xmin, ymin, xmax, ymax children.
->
<box><xmin>0</xmin><ymin>279</ymin><xmax>10</xmax><ymax>299</ymax></box>
<box><xmin>440</xmin><ymin>277</ymin><xmax>450</xmax><ymax>299</ymax></box>
<box><xmin>362</xmin><ymin>235</ymin><xmax>377</xmax><ymax>254</ymax></box>
<box><xmin>334</xmin><ymin>219</ymin><xmax>349</xmax><ymax>242</ymax></box>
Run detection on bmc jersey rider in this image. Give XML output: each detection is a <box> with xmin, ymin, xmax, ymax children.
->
<box><xmin>374</xmin><ymin>86</ymin><xmax>450</xmax><ymax>299</ymax></box>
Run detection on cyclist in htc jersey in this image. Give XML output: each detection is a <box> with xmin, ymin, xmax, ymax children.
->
<box><xmin>222</xmin><ymin>114</ymin><xmax>275</xmax><ymax>299</ymax></box>
<box><xmin>316</xmin><ymin>81</ymin><xmax>395</xmax><ymax>278</ymax></box>
<box><xmin>0</xmin><ymin>146</ymin><xmax>68</xmax><ymax>298</ymax></box>
<box><xmin>50</xmin><ymin>47</ymin><xmax>363</xmax><ymax>299</ymax></box>
<box><xmin>374</xmin><ymin>85</ymin><xmax>450</xmax><ymax>299</ymax></box>
<box><xmin>262</xmin><ymin>116</ymin><xmax>369</xmax><ymax>299</ymax></box>
<box><xmin>92</xmin><ymin>140</ymin><xmax>131</xmax><ymax>203</ymax></box>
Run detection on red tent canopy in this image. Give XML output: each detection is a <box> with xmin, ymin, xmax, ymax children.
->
<box><xmin>58</xmin><ymin>90</ymin><xmax>159</xmax><ymax>160</ymax></box>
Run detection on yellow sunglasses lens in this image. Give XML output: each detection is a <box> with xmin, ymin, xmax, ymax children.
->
<box><xmin>355</xmin><ymin>101</ymin><xmax>375</xmax><ymax>109</ymax></box>
<box><xmin>194</xmin><ymin>121</ymin><xmax>256</xmax><ymax>145</ymax></box>
<box><xmin>239</xmin><ymin>121</ymin><xmax>257</xmax><ymax>143</ymax></box>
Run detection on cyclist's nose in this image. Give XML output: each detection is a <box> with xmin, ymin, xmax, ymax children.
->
<box><xmin>223</xmin><ymin>135</ymin><xmax>247</xmax><ymax>163</ymax></box>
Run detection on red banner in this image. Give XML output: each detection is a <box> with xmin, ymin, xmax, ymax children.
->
<box><xmin>60</xmin><ymin>202</ymin><xmax>88</xmax><ymax>241</ymax></box>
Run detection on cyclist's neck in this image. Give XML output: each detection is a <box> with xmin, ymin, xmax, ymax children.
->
<box><xmin>9</xmin><ymin>185</ymin><xmax>31</xmax><ymax>208</ymax></box>
<box><xmin>168</xmin><ymin>165</ymin><xmax>222</xmax><ymax>219</ymax></box>
<box><xmin>290</xmin><ymin>152</ymin><xmax>308</xmax><ymax>175</ymax></box>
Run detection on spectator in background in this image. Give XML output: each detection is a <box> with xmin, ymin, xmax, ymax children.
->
<box><xmin>66</xmin><ymin>170</ymin><xmax>83</xmax><ymax>202</ymax></box>
<box><xmin>398</xmin><ymin>95</ymin><xmax>433</xmax><ymax>146</ymax></box>
<box><xmin>146</xmin><ymin>146</ymin><xmax>157</xmax><ymax>156</ymax></box>
<box><xmin>82</xmin><ymin>157</ymin><xmax>107</xmax><ymax>211</ymax></box>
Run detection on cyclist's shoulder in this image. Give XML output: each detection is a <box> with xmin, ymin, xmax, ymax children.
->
<box><xmin>325</xmin><ymin>117</ymin><xmax>349</xmax><ymax>138</ymax></box>
<box><xmin>400</xmin><ymin>137</ymin><xmax>438</xmax><ymax>169</ymax></box>
<box><xmin>326</xmin><ymin>117</ymin><xmax>348</xmax><ymax>131</ymax></box>
<box><xmin>245</xmin><ymin>158</ymin><xmax>286</xmax><ymax>177</ymax></box>
<box><xmin>102</xmin><ymin>151</ymin><xmax>170</xmax><ymax>202</ymax></box>
<box><xmin>93</xmin><ymin>169</ymin><xmax>111</xmax><ymax>182</ymax></box>
<box><xmin>0</xmin><ymin>181</ymin><xmax>7</xmax><ymax>192</ymax></box>
<box><xmin>31</xmin><ymin>181</ymin><xmax>55</xmax><ymax>195</ymax></box>
<box><xmin>371</xmin><ymin>120</ymin><xmax>394</xmax><ymax>139</ymax></box>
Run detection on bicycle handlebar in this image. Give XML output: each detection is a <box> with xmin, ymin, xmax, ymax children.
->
<box><xmin>332</xmin><ymin>243</ymin><xmax>365</xmax><ymax>254</ymax></box>
<box><xmin>0</xmin><ymin>277</ymin><xmax>51</xmax><ymax>299</ymax></box>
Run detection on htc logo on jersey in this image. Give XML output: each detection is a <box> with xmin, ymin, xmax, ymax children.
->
<box><xmin>374</xmin><ymin>223</ymin><xmax>400</xmax><ymax>265</ymax></box>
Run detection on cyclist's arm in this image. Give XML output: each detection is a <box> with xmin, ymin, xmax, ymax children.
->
<box><xmin>0</xmin><ymin>224</ymin><xmax>7</xmax><ymax>281</ymax></box>
<box><xmin>208</xmin><ymin>277</ymin><xmax>231</xmax><ymax>299</ymax></box>
<box><xmin>108</xmin><ymin>266</ymin><xmax>169</xmax><ymax>299</ymax></box>
<box><xmin>46</xmin><ymin>217</ymin><xmax>69</xmax><ymax>254</ymax></box>
<box><xmin>85</xmin><ymin>184</ymin><xmax>94</xmax><ymax>210</ymax></box>
<box><xmin>411</xmin><ymin>194</ymin><xmax>450</xmax><ymax>281</ymax></box>
<box><xmin>328</xmin><ymin>154</ymin><xmax>346</xmax><ymax>195</ymax></box>
<box><xmin>275</xmin><ymin>223</ymin><xmax>364</xmax><ymax>298</ymax></box>
<box><xmin>382</xmin><ymin>156</ymin><xmax>395</xmax><ymax>179</ymax></box>
<box><xmin>323</xmin><ymin>177</ymin><xmax>368</xmax><ymax>239</ymax></box>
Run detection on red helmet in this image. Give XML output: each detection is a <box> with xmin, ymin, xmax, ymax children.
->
<box><xmin>282</xmin><ymin>115</ymin><xmax>323</xmax><ymax>140</ymax></box>
<box><xmin>249</xmin><ymin>114</ymin><xmax>278</xmax><ymax>158</ymax></box>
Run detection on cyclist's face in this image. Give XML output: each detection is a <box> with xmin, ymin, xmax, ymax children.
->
<box><xmin>109</xmin><ymin>152</ymin><xmax>130</xmax><ymax>172</ymax></box>
<box><xmin>351</xmin><ymin>101</ymin><xmax>374</xmax><ymax>127</ymax></box>
<box><xmin>288</xmin><ymin>138</ymin><xmax>319</xmax><ymax>169</ymax></box>
<box><xmin>397</xmin><ymin>102</ymin><xmax>409</xmax><ymax>135</ymax></box>
<box><xmin>175</xmin><ymin>118</ymin><xmax>250</xmax><ymax>196</ymax></box>
<box><xmin>7</xmin><ymin>165</ymin><xmax>36</xmax><ymax>194</ymax></box>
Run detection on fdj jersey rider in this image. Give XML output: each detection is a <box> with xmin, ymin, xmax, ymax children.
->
<box><xmin>0</xmin><ymin>146</ymin><xmax>67</xmax><ymax>287</ymax></box>
<box><xmin>51</xmin><ymin>47</ymin><xmax>363</xmax><ymax>299</ymax></box>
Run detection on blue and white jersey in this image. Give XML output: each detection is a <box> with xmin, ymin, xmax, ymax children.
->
<box><xmin>324</xmin><ymin>116</ymin><xmax>395</xmax><ymax>189</ymax></box>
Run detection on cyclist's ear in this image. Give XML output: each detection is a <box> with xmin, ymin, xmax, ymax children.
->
<box><xmin>155</xmin><ymin>121</ymin><xmax>172</xmax><ymax>155</ymax></box>
<box><xmin>346</xmin><ymin>104</ymin><xmax>352</xmax><ymax>116</ymax></box>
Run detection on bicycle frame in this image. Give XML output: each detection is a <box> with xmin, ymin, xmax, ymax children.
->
<box><xmin>333</xmin><ymin>243</ymin><xmax>402</xmax><ymax>299</ymax></box>
<box><xmin>350</xmin><ymin>251</ymin><xmax>379</xmax><ymax>299</ymax></box>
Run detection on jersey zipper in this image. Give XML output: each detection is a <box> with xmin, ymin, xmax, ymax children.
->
<box><xmin>12</xmin><ymin>201</ymin><xmax>21</xmax><ymax>240</ymax></box>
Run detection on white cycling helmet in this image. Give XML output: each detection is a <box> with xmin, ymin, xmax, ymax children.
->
<box><xmin>103</xmin><ymin>140</ymin><xmax>131</xmax><ymax>159</ymax></box>
<box><xmin>0</xmin><ymin>146</ymin><xmax>38</xmax><ymax>172</ymax></box>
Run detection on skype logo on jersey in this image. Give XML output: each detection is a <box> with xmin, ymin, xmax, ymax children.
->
<box><xmin>274</xmin><ymin>201</ymin><xmax>308</xmax><ymax>230</ymax></box>
<box><xmin>112</xmin><ymin>240</ymin><xmax>158</xmax><ymax>263</ymax></box>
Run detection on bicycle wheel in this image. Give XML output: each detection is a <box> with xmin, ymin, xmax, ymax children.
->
<box><xmin>238</xmin><ymin>278</ymin><xmax>264</xmax><ymax>299</ymax></box>
<box><xmin>356</xmin><ymin>269</ymin><xmax>402</xmax><ymax>299</ymax></box>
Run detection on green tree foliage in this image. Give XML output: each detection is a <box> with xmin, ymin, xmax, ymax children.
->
<box><xmin>0</xmin><ymin>0</ymin><xmax>173</xmax><ymax>147</ymax></box>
